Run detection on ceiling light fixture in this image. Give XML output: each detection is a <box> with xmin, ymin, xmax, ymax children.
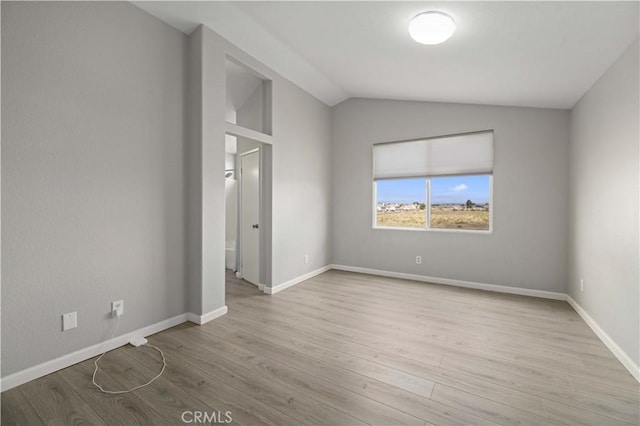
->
<box><xmin>409</xmin><ymin>11</ymin><xmax>456</xmax><ymax>45</ymax></box>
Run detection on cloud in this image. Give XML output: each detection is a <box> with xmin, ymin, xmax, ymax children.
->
<box><xmin>452</xmin><ymin>184</ymin><xmax>468</xmax><ymax>192</ymax></box>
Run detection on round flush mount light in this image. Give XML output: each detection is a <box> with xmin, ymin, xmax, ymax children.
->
<box><xmin>409</xmin><ymin>11</ymin><xmax>456</xmax><ymax>45</ymax></box>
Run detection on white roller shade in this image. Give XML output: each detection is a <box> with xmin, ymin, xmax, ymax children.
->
<box><xmin>426</xmin><ymin>131</ymin><xmax>493</xmax><ymax>176</ymax></box>
<box><xmin>373</xmin><ymin>131</ymin><xmax>493</xmax><ymax>179</ymax></box>
<box><xmin>373</xmin><ymin>140</ymin><xmax>430</xmax><ymax>179</ymax></box>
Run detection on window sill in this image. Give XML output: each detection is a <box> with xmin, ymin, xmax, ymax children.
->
<box><xmin>372</xmin><ymin>226</ymin><xmax>492</xmax><ymax>235</ymax></box>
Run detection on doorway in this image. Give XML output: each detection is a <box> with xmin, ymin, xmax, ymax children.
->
<box><xmin>224</xmin><ymin>54</ymin><xmax>273</xmax><ymax>293</ymax></box>
<box><xmin>239</xmin><ymin>148</ymin><xmax>260</xmax><ymax>286</ymax></box>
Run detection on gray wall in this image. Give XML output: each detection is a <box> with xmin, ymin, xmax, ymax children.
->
<box><xmin>186</xmin><ymin>25</ymin><xmax>204</xmax><ymax>315</ymax></box>
<box><xmin>271</xmin><ymin>78</ymin><xmax>332</xmax><ymax>285</ymax></box>
<box><xmin>331</xmin><ymin>99</ymin><xmax>570</xmax><ymax>292</ymax></box>
<box><xmin>568</xmin><ymin>39</ymin><xmax>639</xmax><ymax>367</ymax></box>
<box><xmin>1</xmin><ymin>2</ymin><xmax>187</xmax><ymax>376</ymax></box>
<box><xmin>234</xmin><ymin>73</ymin><xmax>332</xmax><ymax>287</ymax></box>
<box><xmin>189</xmin><ymin>26</ymin><xmax>228</xmax><ymax>316</ymax></box>
<box><xmin>236</xmin><ymin>79</ymin><xmax>266</xmax><ymax>135</ymax></box>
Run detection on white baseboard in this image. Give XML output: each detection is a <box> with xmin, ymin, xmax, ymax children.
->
<box><xmin>2</xmin><ymin>306</ymin><xmax>230</xmax><ymax>392</ymax></box>
<box><xmin>4</xmin><ymin>270</ymin><xmax>635</xmax><ymax>394</ymax></box>
<box><xmin>567</xmin><ymin>296</ymin><xmax>639</xmax><ymax>382</ymax></box>
<box><xmin>330</xmin><ymin>264</ymin><xmax>567</xmax><ymax>301</ymax></box>
<box><xmin>0</xmin><ymin>313</ymin><xmax>189</xmax><ymax>392</ymax></box>
<box><xmin>264</xmin><ymin>265</ymin><xmax>332</xmax><ymax>295</ymax></box>
<box><xmin>188</xmin><ymin>305</ymin><xmax>228</xmax><ymax>325</ymax></box>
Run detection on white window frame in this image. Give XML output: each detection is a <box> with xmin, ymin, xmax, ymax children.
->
<box><xmin>372</xmin><ymin>175</ymin><xmax>493</xmax><ymax>234</ymax></box>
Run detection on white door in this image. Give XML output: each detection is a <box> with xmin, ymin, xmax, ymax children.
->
<box><xmin>240</xmin><ymin>149</ymin><xmax>260</xmax><ymax>285</ymax></box>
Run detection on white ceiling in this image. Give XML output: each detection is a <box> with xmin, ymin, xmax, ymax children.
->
<box><xmin>135</xmin><ymin>1</ymin><xmax>639</xmax><ymax>109</ymax></box>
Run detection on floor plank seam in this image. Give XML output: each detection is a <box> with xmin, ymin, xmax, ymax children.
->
<box><xmin>155</xmin><ymin>336</ymin><xmax>352</xmax><ymax>426</ymax></box>
<box><xmin>158</xmin><ymin>331</ymin><xmax>377</xmax><ymax>426</ymax></box>
<box><xmin>217</xmin><ymin>328</ymin><xmax>433</xmax><ymax>424</ymax></box>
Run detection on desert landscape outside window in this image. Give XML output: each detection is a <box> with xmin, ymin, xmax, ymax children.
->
<box><xmin>375</xmin><ymin>178</ymin><xmax>427</xmax><ymax>228</ymax></box>
<box><xmin>429</xmin><ymin>175</ymin><xmax>491</xmax><ymax>230</ymax></box>
<box><xmin>374</xmin><ymin>175</ymin><xmax>491</xmax><ymax>231</ymax></box>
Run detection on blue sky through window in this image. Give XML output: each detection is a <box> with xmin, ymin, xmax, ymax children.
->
<box><xmin>377</xmin><ymin>175</ymin><xmax>490</xmax><ymax>204</ymax></box>
<box><xmin>376</xmin><ymin>178</ymin><xmax>425</xmax><ymax>204</ymax></box>
<box><xmin>431</xmin><ymin>175</ymin><xmax>490</xmax><ymax>204</ymax></box>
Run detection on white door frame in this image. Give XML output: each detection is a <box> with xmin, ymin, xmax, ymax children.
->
<box><xmin>238</xmin><ymin>147</ymin><xmax>261</xmax><ymax>286</ymax></box>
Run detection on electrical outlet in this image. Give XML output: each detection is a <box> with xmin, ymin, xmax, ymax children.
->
<box><xmin>304</xmin><ymin>254</ymin><xmax>309</xmax><ymax>264</ymax></box>
<box><xmin>416</xmin><ymin>256</ymin><xmax>422</xmax><ymax>265</ymax></box>
<box><xmin>580</xmin><ymin>279</ymin><xmax>584</xmax><ymax>292</ymax></box>
<box><xmin>62</xmin><ymin>311</ymin><xmax>77</xmax><ymax>331</ymax></box>
<box><xmin>112</xmin><ymin>300</ymin><xmax>124</xmax><ymax>317</ymax></box>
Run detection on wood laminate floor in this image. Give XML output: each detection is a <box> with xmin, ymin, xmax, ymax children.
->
<box><xmin>2</xmin><ymin>270</ymin><xmax>639</xmax><ymax>425</ymax></box>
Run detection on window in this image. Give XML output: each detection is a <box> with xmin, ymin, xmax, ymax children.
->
<box><xmin>373</xmin><ymin>131</ymin><xmax>493</xmax><ymax>232</ymax></box>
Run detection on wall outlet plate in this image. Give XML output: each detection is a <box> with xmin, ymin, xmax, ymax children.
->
<box><xmin>304</xmin><ymin>254</ymin><xmax>309</xmax><ymax>264</ymax></box>
<box><xmin>112</xmin><ymin>300</ymin><xmax>124</xmax><ymax>317</ymax></box>
<box><xmin>62</xmin><ymin>311</ymin><xmax>77</xmax><ymax>331</ymax></box>
<box><xmin>416</xmin><ymin>256</ymin><xmax>422</xmax><ymax>264</ymax></box>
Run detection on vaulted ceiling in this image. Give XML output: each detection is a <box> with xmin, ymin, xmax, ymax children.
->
<box><xmin>135</xmin><ymin>1</ymin><xmax>639</xmax><ymax>109</ymax></box>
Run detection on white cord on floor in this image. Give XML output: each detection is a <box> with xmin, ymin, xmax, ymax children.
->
<box><xmin>92</xmin><ymin>315</ymin><xmax>167</xmax><ymax>394</ymax></box>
